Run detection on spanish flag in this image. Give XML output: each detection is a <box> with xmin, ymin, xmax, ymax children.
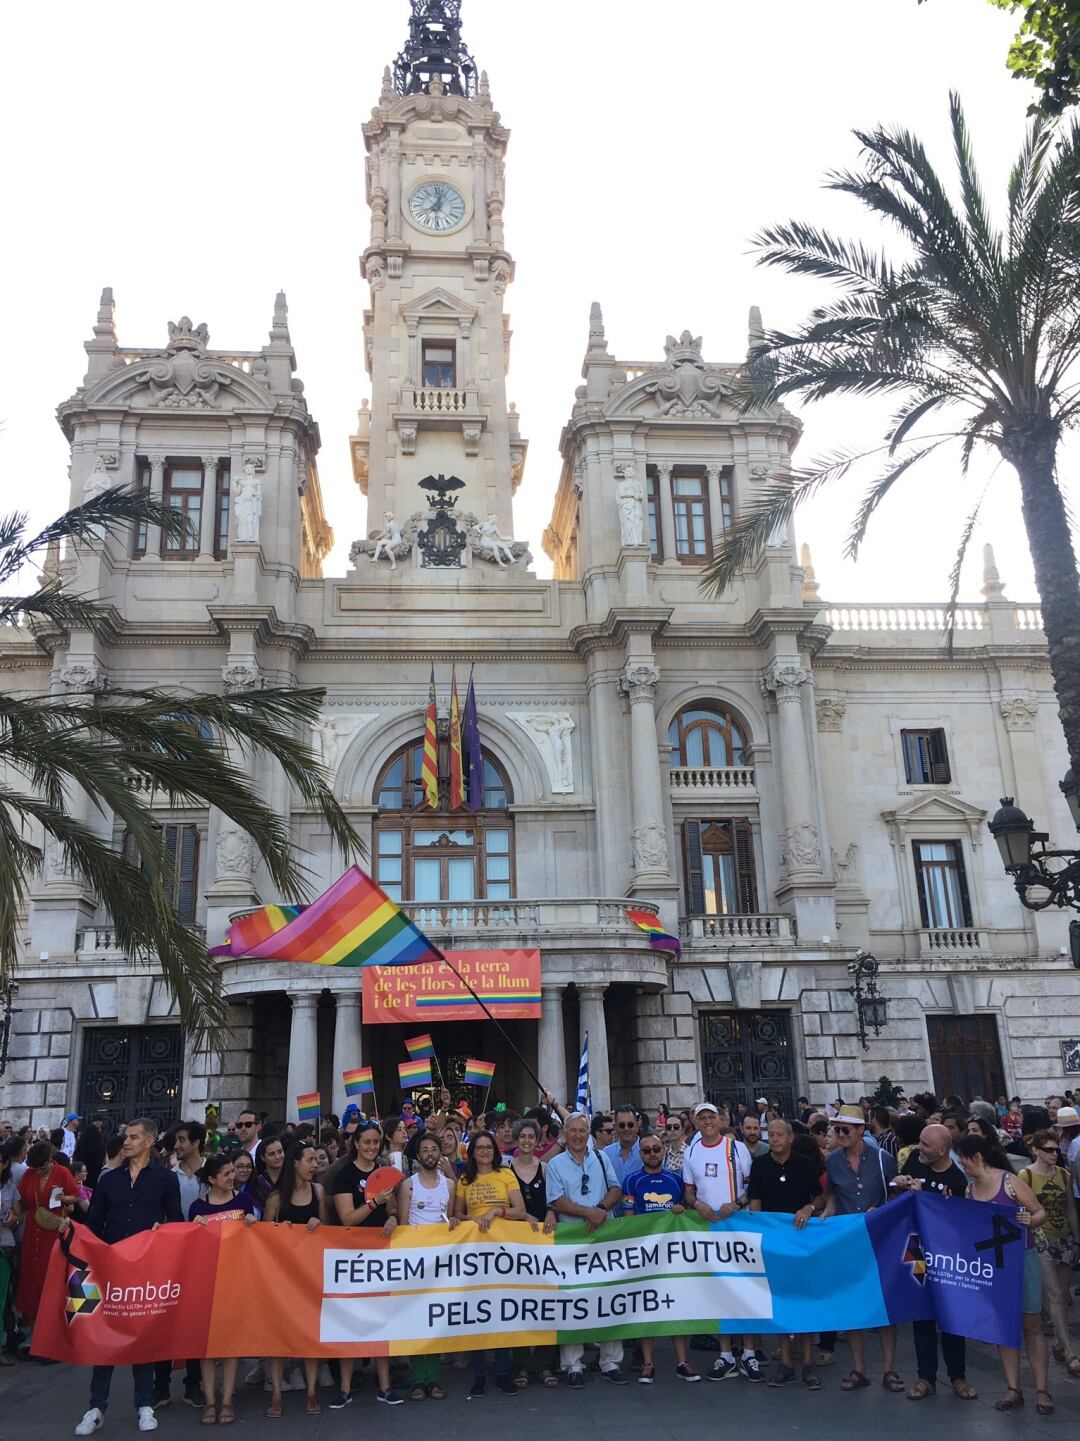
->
<box><xmin>448</xmin><ymin>667</ymin><xmax>465</xmax><ymax>810</ymax></box>
<box><xmin>422</xmin><ymin>665</ymin><xmax>439</xmax><ymax>809</ymax></box>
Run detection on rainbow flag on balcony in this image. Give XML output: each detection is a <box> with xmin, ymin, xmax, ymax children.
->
<box><xmin>398</xmin><ymin>1059</ymin><xmax>432</xmax><ymax>1089</ymax></box>
<box><xmin>404</xmin><ymin>1034</ymin><xmax>435</xmax><ymax>1061</ymax></box>
<box><xmin>209</xmin><ymin>866</ymin><xmax>444</xmax><ymax>970</ymax></box>
<box><xmin>343</xmin><ymin>1066</ymin><xmax>374</xmax><ymax>1098</ymax></box>
<box><xmin>625</xmin><ymin>907</ymin><xmax>682</xmax><ymax>957</ymax></box>
<box><xmin>464</xmin><ymin>1058</ymin><xmax>496</xmax><ymax>1087</ymax></box>
<box><xmin>296</xmin><ymin>1092</ymin><xmax>321</xmax><ymax>1122</ymax></box>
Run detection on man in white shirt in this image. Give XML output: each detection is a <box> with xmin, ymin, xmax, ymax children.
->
<box><xmin>682</xmin><ymin>1103</ymin><xmax>753</xmax><ymax>1381</ymax></box>
<box><xmin>60</xmin><ymin>1113</ymin><xmax>81</xmax><ymax>1159</ymax></box>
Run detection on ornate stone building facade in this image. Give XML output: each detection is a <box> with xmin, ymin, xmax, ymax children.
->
<box><xmin>1</xmin><ymin>4</ymin><xmax>1076</xmax><ymax>1128</ymax></box>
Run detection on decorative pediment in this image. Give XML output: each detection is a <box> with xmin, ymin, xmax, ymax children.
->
<box><xmin>400</xmin><ymin>286</ymin><xmax>478</xmax><ymax>329</ymax></box>
<box><xmin>603</xmin><ymin>352</ymin><xmax>741</xmax><ymax>422</ymax></box>
<box><xmin>882</xmin><ymin>793</ymin><xmax>986</xmax><ymax>825</ymax></box>
<box><xmin>82</xmin><ymin>324</ymin><xmax>277</xmax><ymax>414</ymax></box>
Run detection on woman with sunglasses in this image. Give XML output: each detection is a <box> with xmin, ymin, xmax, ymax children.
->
<box><xmin>448</xmin><ymin>1131</ymin><xmax>527</xmax><ymax>1397</ymax></box>
<box><xmin>329</xmin><ymin>1123</ymin><xmax>403</xmax><ymax>1411</ymax></box>
<box><xmin>662</xmin><ymin>1115</ymin><xmax>687</xmax><ymax>1174</ymax></box>
<box><xmin>956</xmin><ymin>1133</ymin><xmax>1050</xmax><ymax>1413</ymax></box>
<box><xmin>1020</xmin><ymin>1130</ymin><xmax>1080</xmax><ymax>1378</ymax></box>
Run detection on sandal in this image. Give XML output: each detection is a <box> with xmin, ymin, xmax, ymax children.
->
<box><xmin>906</xmin><ymin>1380</ymin><xmax>935</xmax><ymax>1400</ymax></box>
<box><xmin>201</xmin><ymin>1406</ymin><xmax>217</xmax><ymax>1425</ymax></box>
<box><xmin>995</xmin><ymin>1387</ymin><xmax>1024</xmax><ymax>1411</ymax></box>
<box><xmin>1066</xmin><ymin>1355</ymin><xmax>1080</xmax><ymax>1376</ymax></box>
<box><xmin>265</xmin><ymin>1399</ymin><xmax>283</xmax><ymax>1418</ymax></box>
<box><xmin>409</xmin><ymin>1386</ymin><xmax>427</xmax><ymax>1401</ymax></box>
<box><xmin>515</xmin><ymin>1370</ymin><xmax>530</xmax><ymax>1390</ymax></box>
<box><xmin>305</xmin><ymin>1394</ymin><xmax>321</xmax><ymax>1416</ymax></box>
<box><xmin>841</xmin><ymin>1371</ymin><xmax>871</xmax><ymax>1391</ymax></box>
<box><xmin>951</xmin><ymin>1380</ymin><xmax>976</xmax><ymax>1400</ymax></box>
<box><xmin>1036</xmin><ymin>1390</ymin><xmax>1054</xmax><ymax>1416</ymax></box>
<box><xmin>883</xmin><ymin>1371</ymin><xmax>905</xmax><ymax>1393</ymax></box>
<box><xmin>218</xmin><ymin>1406</ymin><xmax>236</xmax><ymax>1426</ymax></box>
<box><xmin>426</xmin><ymin>1383</ymin><xmax>446</xmax><ymax>1400</ymax></box>
<box><xmin>541</xmin><ymin>1370</ymin><xmax>559</xmax><ymax>1389</ymax></box>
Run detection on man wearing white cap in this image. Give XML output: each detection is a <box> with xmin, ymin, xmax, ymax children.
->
<box><xmin>683</xmin><ymin>1102</ymin><xmax>754</xmax><ymax>1380</ymax></box>
<box><xmin>1054</xmin><ymin>1105</ymin><xmax>1080</xmax><ymax>1197</ymax></box>
<box><xmin>824</xmin><ymin>1105</ymin><xmax>904</xmax><ymax>1395</ymax></box>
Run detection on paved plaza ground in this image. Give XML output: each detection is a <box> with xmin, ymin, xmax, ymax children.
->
<box><xmin>2</xmin><ymin>1334</ymin><xmax>1077</xmax><ymax>1441</ymax></box>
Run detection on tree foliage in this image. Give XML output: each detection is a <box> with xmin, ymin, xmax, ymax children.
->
<box><xmin>990</xmin><ymin>0</ymin><xmax>1080</xmax><ymax>116</ymax></box>
<box><xmin>0</xmin><ymin>489</ymin><xmax>364</xmax><ymax>1051</ymax></box>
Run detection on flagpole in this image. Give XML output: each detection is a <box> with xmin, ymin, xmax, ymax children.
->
<box><xmin>480</xmin><ymin>1080</ymin><xmax>492</xmax><ymax>1119</ymax></box>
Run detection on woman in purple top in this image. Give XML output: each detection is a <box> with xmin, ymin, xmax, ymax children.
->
<box><xmin>189</xmin><ymin>1153</ymin><xmax>256</xmax><ymax>1423</ymax></box>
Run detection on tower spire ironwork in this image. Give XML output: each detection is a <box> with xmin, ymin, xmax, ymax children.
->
<box><xmin>394</xmin><ymin>0</ymin><xmax>478</xmax><ymax>98</ymax></box>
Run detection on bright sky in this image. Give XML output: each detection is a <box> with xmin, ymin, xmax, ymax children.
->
<box><xmin>2</xmin><ymin>0</ymin><xmax>1068</xmax><ymax>601</ymax></box>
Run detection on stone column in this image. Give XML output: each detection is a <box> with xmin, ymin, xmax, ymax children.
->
<box><xmin>285</xmin><ymin>991</ymin><xmax>320</xmax><ymax>1121</ymax></box>
<box><xmin>619</xmin><ymin>658</ymin><xmax>669</xmax><ymax>887</ymax></box>
<box><xmin>538</xmin><ymin>984</ymin><xmax>567</xmax><ymax>1103</ymax></box>
<box><xmin>706</xmin><ymin>464</ymin><xmax>726</xmax><ymax>541</ymax></box>
<box><xmin>655</xmin><ymin>462</ymin><xmax>675</xmax><ymax>561</ymax></box>
<box><xmin>577</xmin><ymin>983</ymin><xmax>610</xmax><ymax>1114</ymax></box>
<box><xmin>143</xmin><ymin>453</ymin><xmax>166</xmax><ymax>559</ymax></box>
<box><xmin>199</xmin><ymin>455</ymin><xmax>219</xmax><ymax>558</ymax></box>
<box><xmin>332</xmin><ymin>992</ymin><xmax>363</xmax><ymax>1118</ymax></box>
<box><xmin>761</xmin><ymin>658</ymin><xmax>823</xmax><ymax>880</ymax></box>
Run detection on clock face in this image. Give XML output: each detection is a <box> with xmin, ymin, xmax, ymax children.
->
<box><xmin>409</xmin><ymin>181</ymin><xmax>467</xmax><ymax>233</ymax></box>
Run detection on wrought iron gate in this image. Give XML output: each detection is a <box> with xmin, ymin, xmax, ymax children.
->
<box><xmin>698</xmin><ymin>1010</ymin><xmax>796</xmax><ymax>1118</ymax></box>
<box><xmin>926</xmin><ymin>1014</ymin><xmax>1005</xmax><ymax>1102</ymax></box>
<box><xmin>78</xmin><ymin>1026</ymin><xmax>184</xmax><ymax>1132</ymax></box>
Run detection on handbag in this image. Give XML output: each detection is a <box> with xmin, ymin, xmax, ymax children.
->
<box><xmin>34</xmin><ymin>1205</ymin><xmax>64</xmax><ymax>1232</ymax></box>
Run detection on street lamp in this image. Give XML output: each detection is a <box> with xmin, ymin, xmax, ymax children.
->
<box><xmin>989</xmin><ymin>785</ymin><xmax>1080</xmax><ymax>966</ymax></box>
<box><xmin>846</xmin><ymin>951</ymin><xmax>888</xmax><ymax>1051</ymax></box>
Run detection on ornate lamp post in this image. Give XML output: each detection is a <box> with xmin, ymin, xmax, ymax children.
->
<box><xmin>989</xmin><ymin>781</ymin><xmax>1080</xmax><ymax>962</ymax></box>
<box><xmin>846</xmin><ymin>951</ymin><xmax>888</xmax><ymax>1051</ymax></box>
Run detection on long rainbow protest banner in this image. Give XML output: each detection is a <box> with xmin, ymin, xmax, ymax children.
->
<box><xmin>33</xmin><ymin>1196</ymin><xmax>1022</xmax><ymax>1366</ymax></box>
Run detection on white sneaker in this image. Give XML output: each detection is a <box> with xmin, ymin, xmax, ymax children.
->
<box><xmin>74</xmin><ymin>1410</ymin><xmax>104</xmax><ymax>1437</ymax></box>
<box><xmin>137</xmin><ymin>1409</ymin><xmax>158</xmax><ymax>1433</ymax></box>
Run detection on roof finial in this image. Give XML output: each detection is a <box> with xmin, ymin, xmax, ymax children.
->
<box><xmin>747</xmin><ymin>304</ymin><xmax>764</xmax><ymax>357</ymax></box>
<box><xmin>380</xmin><ymin>64</ymin><xmax>394</xmax><ymax>102</ymax></box>
<box><xmin>799</xmin><ymin>542</ymin><xmax>821</xmax><ymax>603</ymax></box>
<box><xmin>94</xmin><ymin>287</ymin><xmax>117</xmax><ymax>343</ymax></box>
<box><xmin>393</xmin><ymin>1</ymin><xmax>478</xmax><ymax>99</ymax></box>
<box><xmin>588</xmin><ymin>301</ymin><xmax>607</xmax><ymax>347</ymax></box>
<box><xmin>981</xmin><ymin>541</ymin><xmax>1006</xmax><ymax>599</ymax></box>
<box><xmin>39</xmin><ymin>538</ymin><xmax>61</xmax><ymax>591</ymax></box>
<box><xmin>271</xmin><ymin>290</ymin><xmax>290</xmax><ymax>340</ymax></box>
<box><xmin>479</xmin><ymin>68</ymin><xmax>491</xmax><ymax>102</ymax></box>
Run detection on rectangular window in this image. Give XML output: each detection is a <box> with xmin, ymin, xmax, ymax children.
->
<box><xmin>484</xmin><ymin>828</ymin><xmax>511</xmax><ymax>900</ymax></box>
<box><xmin>672</xmin><ymin>472</ymin><xmax>711</xmax><ymax>561</ymax></box>
<box><xmin>376</xmin><ymin>830</ymin><xmax>403</xmax><ymax>901</ymax></box>
<box><xmin>214</xmin><ymin>463</ymin><xmax>231</xmax><ymax>559</ymax></box>
<box><xmin>162</xmin><ymin>464</ymin><xmax>203</xmax><ymax>558</ymax></box>
<box><xmin>716</xmin><ymin>467</ymin><xmax>734</xmax><ymax>537</ymax></box>
<box><xmin>163</xmin><ymin>823</ymin><xmax>200</xmax><ymax>927</ymax></box>
<box><xmin>133</xmin><ymin>462</ymin><xmax>151</xmax><ymax>558</ymax></box>
<box><xmin>646</xmin><ymin>469</ymin><xmax>662</xmax><ymax>559</ymax></box>
<box><xmin>422</xmin><ymin>341</ymin><xmax>456</xmax><ymax>388</ymax></box>
<box><xmin>913</xmin><ymin>840</ymin><xmax>972</xmax><ymax>928</ymax></box>
<box><xmin>902</xmin><ymin>728</ymin><xmax>951</xmax><ymax>784</ymax></box>
<box><xmin>683</xmin><ymin>819</ymin><xmax>757</xmax><ymax>914</ymax></box>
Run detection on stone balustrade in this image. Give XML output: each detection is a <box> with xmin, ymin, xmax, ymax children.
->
<box><xmin>407</xmin><ymin>385</ymin><xmax>479</xmax><ymax>415</ymax></box>
<box><xmin>679</xmin><ymin>913</ymin><xmax>793</xmax><ymax>943</ymax></box>
<box><xmin>669</xmin><ymin>765</ymin><xmax>756</xmax><ymax>793</ymax></box>
<box><xmin>824</xmin><ymin>604</ymin><xmax>987</xmax><ymax>632</ymax></box>
<box><xmin>919</xmin><ymin>926</ymin><xmax>984</xmax><ymax>954</ymax></box>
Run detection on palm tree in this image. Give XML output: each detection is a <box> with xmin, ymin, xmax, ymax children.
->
<box><xmin>0</xmin><ymin>488</ymin><xmax>364</xmax><ymax>1050</ymax></box>
<box><xmin>702</xmin><ymin>96</ymin><xmax>1080</xmax><ymax>775</ymax></box>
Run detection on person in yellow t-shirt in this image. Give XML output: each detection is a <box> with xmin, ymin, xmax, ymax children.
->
<box><xmin>448</xmin><ymin>1131</ymin><xmax>527</xmax><ymax>1397</ymax></box>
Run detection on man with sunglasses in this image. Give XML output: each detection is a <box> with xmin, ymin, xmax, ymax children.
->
<box><xmin>602</xmin><ymin>1107</ymin><xmax>642</xmax><ymax>1214</ymax></box>
<box><xmin>546</xmin><ymin>1113</ymin><xmax>626</xmax><ymax>1387</ymax></box>
<box><xmin>823</xmin><ymin>1106</ymin><xmax>904</xmax><ymax>1396</ymax></box>
<box><xmin>234</xmin><ymin>1110</ymin><xmax>261</xmax><ymax>1157</ymax></box>
<box><xmin>624</xmin><ymin>1136</ymin><xmax>701</xmax><ymax>1383</ymax></box>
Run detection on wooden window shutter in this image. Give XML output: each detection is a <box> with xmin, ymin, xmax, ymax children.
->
<box><xmin>177</xmin><ymin>825</ymin><xmax>199</xmax><ymax>927</ymax></box>
<box><xmin>912</xmin><ymin>842</ymin><xmax>930</xmax><ymax>928</ymax></box>
<box><xmin>683</xmin><ymin>821</ymin><xmax>706</xmax><ymax>915</ymax></box>
<box><xmin>929</xmin><ymin>729</ymin><xmax>951</xmax><ymax>784</ymax></box>
<box><xmin>951</xmin><ymin>841</ymin><xmax>973</xmax><ymax>926</ymax></box>
<box><xmin>733</xmin><ymin>819</ymin><xmax>758</xmax><ymax>913</ymax></box>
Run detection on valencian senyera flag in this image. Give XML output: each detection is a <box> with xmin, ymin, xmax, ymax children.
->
<box><xmin>210</xmin><ymin>866</ymin><xmax>445</xmax><ymax>970</ymax></box>
<box><xmin>422</xmin><ymin>665</ymin><xmax>439</xmax><ymax>809</ymax></box>
<box><xmin>625</xmin><ymin>907</ymin><xmax>682</xmax><ymax>958</ymax></box>
<box><xmin>449</xmin><ymin>667</ymin><xmax>465</xmax><ymax>810</ymax></box>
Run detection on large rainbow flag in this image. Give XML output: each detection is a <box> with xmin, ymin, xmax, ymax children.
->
<box><xmin>625</xmin><ymin>907</ymin><xmax>682</xmax><ymax>957</ymax></box>
<box><xmin>210</xmin><ymin>866</ymin><xmax>445</xmax><ymax>969</ymax></box>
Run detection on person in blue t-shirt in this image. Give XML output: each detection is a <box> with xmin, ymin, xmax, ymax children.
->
<box><xmin>624</xmin><ymin>1136</ymin><xmax>700</xmax><ymax>1384</ymax></box>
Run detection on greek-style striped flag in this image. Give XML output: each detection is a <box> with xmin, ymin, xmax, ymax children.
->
<box><xmin>575</xmin><ymin>1031</ymin><xmax>592</xmax><ymax>1116</ymax></box>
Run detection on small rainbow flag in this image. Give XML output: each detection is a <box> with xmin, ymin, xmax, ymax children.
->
<box><xmin>464</xmin><ymin>1058</ymin><xmax>496</xmax><ymax>1087</ymax></box>
<box><xmin>625</xmin><ymin>907</ymin><xmax>682</xmax><ymax>957</ymax></box>
<box><xmin>209</xmin><ymin>865</ymin><xmax>444</xmax><ymax>969</ymax></box>
<box><xmin>398</xmin><ymin>1059</ymin><xmax>432</xmax><ymax>1089</ymax></box>
<box><xmin>296</xmin><ymin>1091</ymin><xmax>321</xmax><ymax>1121</ymax></box>
<box><xmin>404</xmin><ymin>1033</ymin><xmax>435</xmax><ymax>1060</ymax></box>
<box><xmin>343</xmin><ymin>1066</ymin><xmax>374</xmax><ymax>1098</ymax></box>
<box><xmin>415</xmin><ymin>990</ymin><xmax>541</xmax><ymax>1009</ymax></box>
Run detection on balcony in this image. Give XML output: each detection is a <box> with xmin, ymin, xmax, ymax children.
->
<box><xmin>669</xmin><ymin>765</ymin><xmax>756</xmax><ymax>796</ymax></box>
<box><xmin>919</xmin><ymin>926</ymin><xmax>984</xmax><ymax>954</ymax></box>
<box><xmin>76</xmin><ymin>922</ymin><xmax>205</xmax><ymax>959</ymax></box>
<box><xmin>404</xmin><ymin>898</ymin><xmax>652</xmax><ymax>941</ymax></box>
<box><xmin>406</xmin><ymin>386</ymin><xmax>479</xmax><ymax>416</ymax></box>
<box><xmin>680</xmin><ymin>913</ymin><xmax>793</xmax><ymax>945</ymax></box>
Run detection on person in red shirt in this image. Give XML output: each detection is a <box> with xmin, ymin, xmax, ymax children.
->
<box><xmin>12</xmin><ymin>1140</ymin><xmax>77</xmax><ymax>1334</ymax></box>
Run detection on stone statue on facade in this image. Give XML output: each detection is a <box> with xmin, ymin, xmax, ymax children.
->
<box><xmin>215</xmin><ymin>825</ymin><xmax>254</xmax><ymax>881</ymax></box>
<box><xmin>472</xmin><ymin>514</ymin><xmax>516</xmax><ymax>567</ymax></box>
<box><xmin>615</xmin><ymin>464</ymin><xmax>645</xmax><ymax>547</ymax></box>
<box><xmin>372</xmin><ymin>511</ymin><xmax>404</xmax><ymax>568</ymax></box>
<box><xmin>524</xmin><ymin>713</ymin><xmax>575</xmax><ymax>791</ymax></box>
<box><xmin>233</xmin><ymin>460</ymin><xmax>262</xmax><ymax>543</ymax></box>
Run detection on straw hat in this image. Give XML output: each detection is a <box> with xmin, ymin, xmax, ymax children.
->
<box><xmin>832</xmin><ymin>1104</ymin><xmax>866</xmax><ymax>1126</ymax></box>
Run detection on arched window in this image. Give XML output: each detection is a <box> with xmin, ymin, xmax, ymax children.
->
<box><xmin>373</xmin><ymin>741</ymin><xmax>513</xmax><ymax>905</ymax></box>
<box><xmin>668</xmin><ymin>705</ymin><xmax>746</xmax><ymax>768</ymax></box>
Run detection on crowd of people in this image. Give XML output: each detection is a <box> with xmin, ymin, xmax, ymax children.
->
<box><xmin>1</xmin><ymin>1084</ymin><xmax>1079</xmax><ymax>1432</ymax></box>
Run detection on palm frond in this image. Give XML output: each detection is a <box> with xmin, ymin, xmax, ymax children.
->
<box><xmin>942</xmin><ymin>482</ymin><xmax>992</xmax><ymax>653</ymax></box>
<box><xmin>845</xmin><ymin>442</ymin><xmax>950</xmax><ymax>558</ymax></box>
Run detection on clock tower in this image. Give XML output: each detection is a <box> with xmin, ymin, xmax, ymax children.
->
<box><xmin>350</xmin><ymin>1</ymin><xmax>528</xmax><ymax>561</ymax></box>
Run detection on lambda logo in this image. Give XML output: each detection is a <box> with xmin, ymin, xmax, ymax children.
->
<box><xmin>65</xmin><ymin>1251</ymin><xmax>102</xmax><ymax>1324</ymax></box>
<box><xmin>902</xmin><ymin>1232</ymin><xmax>927</xmax><ymax>1286</ymax></box>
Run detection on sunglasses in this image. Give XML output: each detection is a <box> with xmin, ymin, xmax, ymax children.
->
<box><xmin>640</xmin><ymin>1146</ymin><xmax>663</xmax><ymax>1155</ymax></box>
<box><xmin>237</xmin><ymin>1121</ymin><xmax>256</xmax><ymax>1128</ymax></box>
<box><xmin>580</xmin><ymin>1174</ymin><xmax>590</xmax><ymax>1196</ymax></box>
<box><xmin>1037</xmin><ymin>1145</ymin><xmax>1058</xmax><ymax>1154</ymax></box>
<box><xmin>616</xmin><ymin>1121</ymin><xmax>637</xmax><ymax>1130</ymax></box>
<box><xmin>665</xmin><ymin>1123</ymin><xmax>682</xmax><ymax>1132</ymax></box>
<box><xmin>832</xmin><ymin>1125</ymin><xmax>854</xmax><ymax>1135</ymax></box>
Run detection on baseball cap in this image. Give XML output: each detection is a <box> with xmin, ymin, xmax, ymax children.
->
<box><xmin>63</xmin><ymin>1113</ymin><xmax>82</xmax><ymax>1123</ymax></box>
<box><xmin>755</xmin><ymin>1096</ymin><xmax>768</xmax><ymax>1106</ymax></box>
<box><xmin>693</xmin><ymin>1102</ymin><xmax>719</xmax><ymax>1117</ymax></box>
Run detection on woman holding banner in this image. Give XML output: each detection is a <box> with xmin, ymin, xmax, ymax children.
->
<box><xmin>249</xmin><ymin>1137</ymin><xmax>285</xmax><ymax>1214</ymax></box>
<box><xmin>956</xmin><ymin>1134</ymin><xmax>1050</xmax><ymax>1414</ymax></box>
<box><xmin>263</xmin><ymin>1143</ymin><xmax>330</xmax><ymax>1418</ymax></box>
<box><xmin>189</xmin><ymin>1153</ymin><xmax>257</xmax><ymax>1424</ymax></box>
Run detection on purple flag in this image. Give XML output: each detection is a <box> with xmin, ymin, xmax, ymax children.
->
<box><xmin>463</xmin><ymin>671</ymin><xmax>482</xmax><ymax>810</ymax></box>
